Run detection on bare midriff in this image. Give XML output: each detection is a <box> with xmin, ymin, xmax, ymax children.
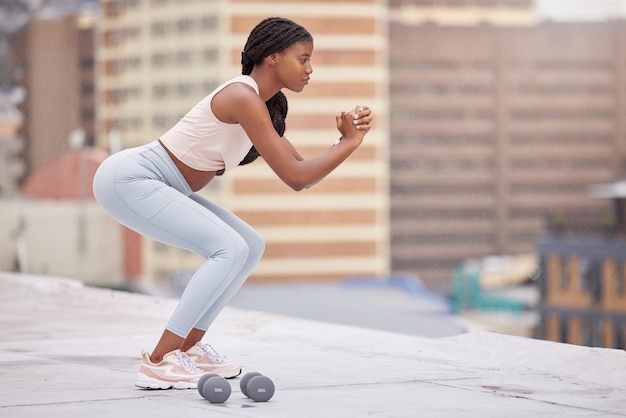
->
<box><xmin>158</xmin><ymin>140</ymin><xmax>222</xmax><ymax>192</ymax></box>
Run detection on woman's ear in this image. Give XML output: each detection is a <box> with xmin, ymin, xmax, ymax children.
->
<box><xmin>265</xmin><ymin>53</ymin><xmax>279</xmax><ymax>67</ymax></box>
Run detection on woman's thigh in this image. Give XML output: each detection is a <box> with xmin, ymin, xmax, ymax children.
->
<box><xmin>93</xmin><ymin>148</ymin><xmax>244</xmax><ymax>258</ymax></box>
<box><xmin>188</xmin><ymin>193</ymin><xmax>264</xmax><ymax>251</ymax></box>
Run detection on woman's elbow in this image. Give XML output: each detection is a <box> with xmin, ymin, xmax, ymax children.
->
<box><xmin>277</xmin><ymin>162</ymin><xmax>311</xmax><ymax>191</ymax></box>
<box><xmin>282</xmin><ymin>174</ymin><xmax>308</xmax><ymax>191</ymax></box>
<box><xmin>286</xmin><ymin>180</ymin><xmax>307</xmax><ymax>192</ymax></box>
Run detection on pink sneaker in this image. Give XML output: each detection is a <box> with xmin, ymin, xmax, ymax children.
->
<box><xmin>135</xmin><ymin>349</ymin><xmax>205</xmax><ymax>389</ymax></box>
<box><xmin>185</xmin><ymin>342</ymin><xmax>242</xmax><ymax>379</ymax></box>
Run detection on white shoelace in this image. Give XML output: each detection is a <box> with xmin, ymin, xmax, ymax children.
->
<box><xmin>199</xmin><ymin>343</ymin><xmax>226</xmax><ymax>362</ymax></box>
<box><xmin>177</xmin><ymin>351</ymin><xmax>202</xmax><ymax>373</ymax></box>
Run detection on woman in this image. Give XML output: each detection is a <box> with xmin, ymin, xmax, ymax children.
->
<box><xmin>93</xmin><ymin>16</ymin><xmax>372</xmax><ymax>389</ymax></box>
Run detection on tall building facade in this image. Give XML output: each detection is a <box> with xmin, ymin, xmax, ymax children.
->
<box><xmin>537</xmin><ymin>231</ymin><xmax>626</xmax><ymax>349</ymax></box>
<box><xmin>388</xmin><ymin>0</ymin><xmax>626</xmax><ymax>290</ymax></box>
<box><xmin>13</xmin><ymin>10</ymin><xmax>96</xmax><ymax>176</ymax></box>
<box><xmin>96</xmin><ymin>0</ymin><xmax>389</xmax><ymax>288</ymax></box>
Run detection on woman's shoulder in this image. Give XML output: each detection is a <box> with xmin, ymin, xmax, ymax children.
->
<box><xmin>216</xmin><ymin>75</ymin><xmax>259</xmax><ymax>95</ymax></box>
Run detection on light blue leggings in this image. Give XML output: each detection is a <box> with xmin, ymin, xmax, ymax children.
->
<box><xmin>92</xmin><ymin>141</ymin><xmax>265</xmax><ymax>338</ymax></box>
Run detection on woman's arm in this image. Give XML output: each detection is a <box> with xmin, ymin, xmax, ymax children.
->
<box><xmin>213</xmin><ymin>83</ymin><xmax>372</xmax><ymax>191</ymax></box>
<box><xmin>280</xmin><ymin>136</ymin><xmax>304</xmax><ymax>161</ymax></box>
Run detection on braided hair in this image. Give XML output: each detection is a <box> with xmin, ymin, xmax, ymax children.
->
<box><xmin>238</xmin><ymin>17</ymin><xmax>313</xmax><ymax>166</ymax></box>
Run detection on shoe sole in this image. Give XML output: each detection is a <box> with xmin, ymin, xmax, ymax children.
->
<box><xmin>135</xmin><ymin>372</ymin><xmax>197</xmax><ymax>390</ymax></box>
<box><xmin>195</xmin><ymin>366</ymin><xmax>241</xmax><ymax>379</ymax></box>
<box><xmin>223</xmin><ymin>368</ymin><xmax>242</xmax><ymax>379</ymax></box>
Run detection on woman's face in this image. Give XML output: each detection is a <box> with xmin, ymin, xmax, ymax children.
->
<box><xmin>273</xmin><ymin>40</ymin><xmax>314</xmax><ymax>93</ymax></box>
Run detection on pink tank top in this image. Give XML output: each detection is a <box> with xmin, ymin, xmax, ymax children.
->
<box><xmin>159</xmin><ymin>75</ymin><xmax>259</xmax><ymax>173</ymax></box>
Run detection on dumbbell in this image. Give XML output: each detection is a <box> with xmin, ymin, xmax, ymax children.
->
<box><xmin>197</xmin><ymin>373</ymin><xmax>231</xmax><ymax>404</ymax></box>
<box><xmin>240</xmin><ymin>372</ymin><xmax>275</xmax><ymax>402</ymax></box>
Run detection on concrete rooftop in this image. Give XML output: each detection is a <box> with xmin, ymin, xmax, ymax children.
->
<box><xmin>0</xmin><ymin>272</ymin><xmax>625</xmax><ymax>417</ymax></box>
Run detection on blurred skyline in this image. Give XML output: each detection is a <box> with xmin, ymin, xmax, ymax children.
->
<box><xmin>2</xmin><ymin>0</ymin><xmax>626</xmax><ymax>350</ymax></box>
<box><xmin>537</xmin><ymin>0</ymin><xmax>626</xmax><ymax>20</ymax></box>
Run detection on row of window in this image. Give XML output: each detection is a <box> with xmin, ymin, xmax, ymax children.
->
<box><xmin>151</xmin><ymin>49</ymin><xmax>218</xmax><ymax>67</ymax></box>
<box><xmin>106</xmin><ymin>117</ymin><xmax>142</xmax><ymax>130</ymax></box>
<box><xmin>508</xmin><ymin>134</ymin><xmax>612</xmax><ymax>145</ymax></box>
<box><xmin>392</xmin><ymin>133</ymin><xmax>491</xmax><ymax>146</ymax></box>
<box><xmin>152</xmin><ymin>81</ymin><xmax>217</xmax><ymax>99</ymax></box>
<box><xmin>102</xmin><ymin>16</ymin><xmax>218</xmax><ymax>47</ymax></box>
<box><xmin>541</xmin><ymin>255</ymin><xmax>626</xmax><ymax>300</ymax></box>
<box><xmin>103</xmin><ymin>48</ymin><xmax>218</xmax><ymax>76</ymax></box>
<box><xmin>391</xmin><ymin>181</ymin><xmax>596</xmax><ymax>196</ymax></box>
<box><xmin>103</xmin><ymin>87</ymin><xmax>142</xmax><ymax>104</ymax></box>
<box><xmin>103</xmin><ymin>27</ymin><xmax>141</xmax><ymax>47</ymax></box>
<box><xmin>104</xmin><ymin>113</ymin><xmax>175</xmax><ymax>130</ymax></box>
<box><xmin>392</xmin><ymin>157</ymin><xmax>492</xmax><ymax>171</ymax></box>
<box><xmin>390</xmin><ymin>183</ymin><xmax>494</xmax><ymax>195</ymax></box>
<box><xmin>390</xmin><ymin>0</ymin><xmax>533</xmax><ymax>8</ymax></box>
<box><xmin>539</xmin><ymin>311</ymin><xmax>626</xmax><ymax>349</ymax></box>
<box><xmin>511</xmin><ymin>85</ymin><xmax>612</xmax><ymax>96</ymax></box>
<box><xmin>391</xmin><ymin>84</ymin><xmax>493</xmax><ymax>96</ymax></box>
<box><xmin>394</xmin><ymin>59</ymin><xmax>612</xmax><ymax>73</ymax></box>
<box><xmin>510</xmin><ymin>109</ymin><xmax>613</xmax><ymax>120</ymax></box>
<box><xmin>151</xmin><ymin>16</ymin><xmax>218</xmax><ymax>37</ymax></box>
<box><xmin>105</xmin><ymin>0</ymin><xmax>214</xmax><ymax>19</ymax></box>
<box><xmin>395</xmin><ymin>108</ymin><xmax>614</xmax><ymax>122</ymax></box>
<box><xmin>150</xmin><ymin>0</ymin><xmax>215</xmax><ymax>5</ymax></box>
<box><xmin>391</xmin><ymin>208</ymin><xmax>495</xmax><ymax>220</ymax></box>
<box><xmin>392</xmin><ymin>83</ymin><xmax>612</xmax><ymax>97</ymax></box>
<box><xmin>102</xmin><ymin>80</ymin><xmax>217</xmax><ymax>104</ymax></box>
<box><xmin>509</xmin><ymin>158</ymin><xmax>610</xmax><ymax>170</ymax></box>
<box><xmin>103</xmin><ymin>57</ymin><xmax>141</xmax><ymax>75</ymax></box>
<box><xmin>104</xmin><ymin>0</ymin><xmax>140</xmax><ymax>18</ymax></box>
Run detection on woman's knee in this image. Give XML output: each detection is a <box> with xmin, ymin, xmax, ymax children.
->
<box><xmin>211</xmin><ymin>233</ymin><xmax>250</xmax><ymax>264</ymax></box>
<box><xmin>223</xmin><ymin>230</ymin><xmax>264</xmax><ymax>266</ymax></box>
<box><xmin>233</xmin><ymin>232</ymin><xmax>265</xmax><ymax>265</ymax></box>
<box><xmin>247</xmin><ymin>230</ymin><xmax>265</xmax><ymax>262</ymax></box>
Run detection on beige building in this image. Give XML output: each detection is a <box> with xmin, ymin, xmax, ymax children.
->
<box><xmin>96</xmin><ymin>0</ymin><xmax>389</xmax><ymax>289</ymax></box>
<box><xmin>388</xmin><ymin>0</ymin><xmax>626</xmax><ymax>290</ymax></box>
<box><xmin>389</xmin><ymin>0</ymin><xmax>536</xmax><ymax>27</ymax></box>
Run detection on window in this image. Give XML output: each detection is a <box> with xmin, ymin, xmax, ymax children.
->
<box><xmin>177</xmin><ymin>18</ymin><xmax>193</xmax><ymax>33</ymax></box>
<box><xmin>176</xmin><ymin>51</ymin><xmax>193</xmax><ymax>65</ymax></box>
<box><xmin>152</xmin><ymin>84</ymin><xmax>170</xmax><ymax>98</ymax></box>
<box><xmin>559</xmin><ymin>257</ymin><xmax>568</xmax><ymax>290</ymax></box>
<box><xmin>203</xmin><ymin>48</ymin><xmax>218</xmax><ymax>62</ymax></box>
<box><xmin>200</xmin><ymin>16</ymin><xmax>218</xmax><ymax>31</ymax></box>
<box><xmin>618</xmin><ymin>262</ymin><xmax>625</xmax><ymax>295</ymax></box>
<box><xmin>615</xmin><ymin>322</ymin><xmax>625</xmax><ymax>350</ymax></box>
<box><xmin>152</xmin><ymin>115</ymin><xmax>171</xmax><ymax>129</ymax></box>
<box><xmin>151</xmin><ymin>52</ymin><xmax>170</xmax><ymax>67</ymax></box>
<box><xmin>558</xmin><ymin>314</ymin><xmax>568</xmax><ymax>342</ymax></box>
<box><xmin>151</xmin><ymin>21</ymin><xmax>169</xmax><ymax>36</ymax></box>
<box><xmin>177</xmin><ymin>82</ymin><xmax>192</xmax><ymax>96</ymax></box>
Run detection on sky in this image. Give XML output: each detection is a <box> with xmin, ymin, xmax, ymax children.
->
<box><xmin>537</xmin><ymin>0</ymin><xmax>626</xmax><ymax>21</ymax></box>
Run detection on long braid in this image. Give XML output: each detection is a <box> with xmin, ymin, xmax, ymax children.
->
<box><xmin>238</xmin><ymin>17</ymin><xmax>313</xmax><ymax>166</ymax></box>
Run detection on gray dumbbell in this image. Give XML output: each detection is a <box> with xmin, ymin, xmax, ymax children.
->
<box><xmin>197</xmin><ymin>373</ymin><xmax>219</xmax><ymax>397</ymax></box>
<box><xmin>198</xmin><ymin>373</ymin><xmax>231</xmax><ymax>404</ymax></box>
<box><xmin>240</xmin><ymin>372</ymin><xmax>275</xmax><ymax>402</ymax></box>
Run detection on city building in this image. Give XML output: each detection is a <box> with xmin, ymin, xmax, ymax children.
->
<box><xmin>0</xmin><ymin>90</ymin><xmax>25</xmax><ymax>197</ymax></box>
<box><xmin>0</xmin><ymin>1</ymin><xmax>120</xmax><ymax>287</ymax></box>
<box><xmin>388</xmin><ymin>0</ymin><xmax>626</xmax><ymax>292</ymax></box>
<box><xmin>96</xmin><ymin>0</ymin><xmax>389</xmax><ymax>289</ymax></box>
<box><xmin>12</xmin><ymin>3</ymin><xmax>97</xmax><ymax>176</ymax></box>
<box><xmin>536</xmin><ymin>183</ymin><xmax>626</xmax><ymax>348</ymax></box>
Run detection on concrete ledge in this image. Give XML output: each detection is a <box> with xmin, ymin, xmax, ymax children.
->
<box><xmin>0</xmin><ymin>272</ymin><xmax>625</xmax><ymax>417</ymax></box>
